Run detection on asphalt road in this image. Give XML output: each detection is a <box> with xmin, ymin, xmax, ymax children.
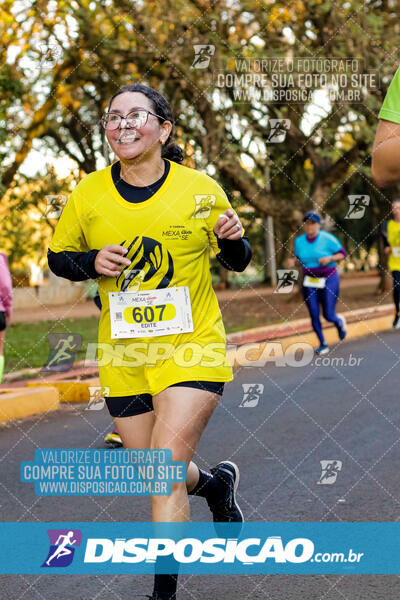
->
<box><xmin>1</xmin><ymin>330</ymin><xmax>400</xmax><ymax>599</ymax></box>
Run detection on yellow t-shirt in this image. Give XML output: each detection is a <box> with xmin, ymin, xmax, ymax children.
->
<box><xmin>49</xmin><ymin>159</ymin><xmax>236</xmax><ymax>396</ymax></box>
<box><xmin>387</xmin><ymin>219</ymin><xmax>400</xmax><ymax>272</ymax></box>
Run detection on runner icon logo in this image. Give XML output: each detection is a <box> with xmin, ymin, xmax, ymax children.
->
<box><xmin>42</xmin><ymin>334</ymin><xmax>82</xmax><ymax>373</ymax></box>
<box><xmin>267</xmin><ymin>118</ymin><xmax>291</xmax><ymax>143</ymax></box>
<box><xmin>86</xmin><ymin>386</ymin><xmax>110</xmax><ymax>411</ymax></box>
<box><xmin>345</xmin><ymin>195</ymin><xmax>370</xmax><ymax>219</ymax></box>
<box><xmin>274</xmin><ymin>270</ymin><xmax>299</xmax><ymax>293</ymax></box>
<box><xmin>43</xmin><ymin>194</ymin><xmax>67</xmax><ymax>219</ymax></box>
<box><xmin>42</xmin><ymin>529</ymin><xmax>82</xmax><ymax>568</ymax></box>
<box><xmin>317</xmin><ymin>460</ymin><xmax>343</xmax><ymax>485</ymax></box>
<box><xmin>39</xmin><ymin>44</ymin><xmax>62</xmax><ymax>66</ymax></box>
<box><xmin>191</xmin><ymin>195</ymin><xmax>216</xmax><ymax>219</ymax></box>
<box><xmin>239</xmin><ymin>383</ymin><xmax>264</xmax><ymax>407</ymax></box>
<box><xmin>117</xmin><ymin>237</ymin><xmax>174</xmax><ymax>291</ymax></box>
<box><xmin>191</xmin><ymin>45</ymin><xmax>215</xmax><ymax>69</ymax></box>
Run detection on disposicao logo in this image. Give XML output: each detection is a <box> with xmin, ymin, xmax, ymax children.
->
<box><xmin>83</xmin><ymin>536</ymin><xmax>314</xmax><ymax>564</ymax></box>
<box><xmin>42</xmin><ymin>529</ymin><xmax>82</xmax><ymax>567</ymax></box>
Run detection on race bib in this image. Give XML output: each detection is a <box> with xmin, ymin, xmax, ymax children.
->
<box><xmin>392</xmin><ymin>247</ymin><xmax>400</xmax><ymax>258</ymax></box>
<box><xmin>109</xmin><ymin>287</ymin><xmax>194</xmax><ymax>339</ymax></box>
<box><xmin>303</xmin><ymin>275</ymin><xmax>326</xmax><ymax>289</ymax></box>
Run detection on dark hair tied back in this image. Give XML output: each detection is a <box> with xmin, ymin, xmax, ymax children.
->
<box><xmin>108</xmin><ymin>83</ymin><xmax>184</xmax><ymax>164</ymax></box>
<box><xmin>161</xmin><ymin>142</ymin><xmax>184</xmax><ymax>163</ymax></box>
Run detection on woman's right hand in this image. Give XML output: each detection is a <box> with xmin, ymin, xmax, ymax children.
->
<box><xmin>94</xmin><ymin>245</ymin><xmax>131</xmax><ymax>277</ymax></box>
<box><xmin>384</xmin><ymin>246</ymin><xmax>391</xmax><ymax>255</ymax></box>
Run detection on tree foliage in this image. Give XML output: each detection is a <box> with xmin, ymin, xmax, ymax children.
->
<box><xmin>1</xmin><ymin>0</ymin><xmax>399</xmax><ymax>278</ymax></box>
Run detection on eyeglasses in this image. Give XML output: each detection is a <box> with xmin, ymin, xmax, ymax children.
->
<box><xmin>101</xmin><ymin>108</ymin><xmax>165</xmax><ymax>131</ymax></box>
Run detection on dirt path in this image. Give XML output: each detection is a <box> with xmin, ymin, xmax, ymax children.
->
<box><xmin>12</xmin><ymin>300</ymin><xmax>100</xmax><ymax>324</ymax></box>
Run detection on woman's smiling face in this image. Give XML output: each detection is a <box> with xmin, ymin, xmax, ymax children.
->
<box><xmin>105</xmin><ymin>91</ymin><xmax>170</xmax><ymax>161</ymax></box>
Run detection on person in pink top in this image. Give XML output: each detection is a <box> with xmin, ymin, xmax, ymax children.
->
<box><xmin>0</xmin><ymin>252</ymin><xmax>12</xmax><ymax>383</ymax></box>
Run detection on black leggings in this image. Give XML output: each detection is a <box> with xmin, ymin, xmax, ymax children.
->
<box><xmin>393</xmin><ymin>271</ymin><xmax>400</xmax><ymax>313</ymax></box>
<box><xmin>0</xmin><ymin>311</ymin><xmax>6</xmax><ymax>332</ymax></box>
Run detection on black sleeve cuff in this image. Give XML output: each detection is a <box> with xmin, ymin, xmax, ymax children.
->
<box><xmin>215</xmin><ymin>236</ymin><xmax>252</xmax><ymax>272</ymax></box>
<box><xmin>47</xmin><ymin>248</ymin><xmax>100</xmax><ymax>281</ymax></box>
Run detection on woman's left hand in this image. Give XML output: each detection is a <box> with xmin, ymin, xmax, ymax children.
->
<box><xmin>214</xmin><ymin>209</ymin><xmax>243</xmax><ymax>240</ymax></box>
<box><xmin>318</xmin><ymin>255</ymin><xmax>333</xmax><ymax>266</ymax></box>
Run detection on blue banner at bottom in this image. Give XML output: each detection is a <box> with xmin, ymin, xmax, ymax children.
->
<box><xmin>0</xmin><ymin>522</ymin><xmax>399</xmax><ymax>574</ymax></box>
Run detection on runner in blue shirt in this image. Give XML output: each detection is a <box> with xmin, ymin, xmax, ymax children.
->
<box><xmin>291</xmin><ymin>212</ymin><xmax>347</xmax><ymax>355</ymax></box>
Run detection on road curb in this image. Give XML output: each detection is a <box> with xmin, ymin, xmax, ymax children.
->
<box><xmin>26</xmin><ymin>379</ymin><xmax>100</xmax><ymax>403</ymax></box>
<box><xmin>0</xmin><ymin>386</ymin><xmax>60</xmax><ymax>424</ymax></box>
<box><xmin>2</xmin><ymin>363</ymin><xmax>98</xmax><ymax>385</ymax></box>
<box><xmin>226</xmin><ymin>303</ymin><xmax>393</xmax><ymax>346</ymax></box>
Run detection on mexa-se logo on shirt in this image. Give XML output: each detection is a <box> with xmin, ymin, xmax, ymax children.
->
<box><xmin>117</xmin><ymin>236</ymin><xmax>174</xmax><ymax>292</ymax></box>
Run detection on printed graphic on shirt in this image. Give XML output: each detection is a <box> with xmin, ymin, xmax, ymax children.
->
<box><xmin>116</xmin><ymin>237</ymin><xmax>174</xmax><ymax>292</ymax></box>
<box><xmin>162</xmin><ymin>225</ymin><xmax>193</xmax><ymax>241</ymax></box>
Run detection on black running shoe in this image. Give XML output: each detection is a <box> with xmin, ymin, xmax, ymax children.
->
<box><xmin>207</xmin><ymin>461</ymin><xmax>244</xmax><ymax>522</ymax></box>
<box><xmin>393</xmin><ymin>314</ymin><xmax>400</xmax><ymax>329</ymax></box>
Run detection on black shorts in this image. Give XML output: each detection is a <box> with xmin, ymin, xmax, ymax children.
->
<box><xmin>0</xmin><ymin>311</ymin><xmax>6</xmax><ymax>332</ymax></box>
<box><xmin>105</xmin><ymin>381</ymin><xmax>225</xmax><ymax>418</ymax></box>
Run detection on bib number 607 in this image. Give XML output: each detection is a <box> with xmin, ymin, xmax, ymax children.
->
<box><xmin>132</xmin><ymin>304</ymin><xmax>166</xmax><ymax>323</ymax></box>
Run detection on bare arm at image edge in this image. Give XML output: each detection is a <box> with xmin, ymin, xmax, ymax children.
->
<box><xmin>0</xmin><ymin>254</ymin><xmax>12</xmax><ymax>319</ymax></box>
<box><xmin>372</xmin><ymin>66</ymin><xmax>400</xmax><ymax>188</ymax></box>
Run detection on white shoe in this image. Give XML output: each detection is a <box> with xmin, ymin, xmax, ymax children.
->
<box><xmin>338</xmin><ymin>314</ymin><xmax>347</xmax><ymax>340</ymax></box>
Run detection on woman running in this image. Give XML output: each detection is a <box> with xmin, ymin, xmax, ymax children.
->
<box><xmin>382</xmin><ymin>199</ymin><xmax>400</xmax><ymax>328</ymax></box>
<box><xmin>0</xmin><ymin>251</ymin><xmax>12</xmax><ymax>383</ymax></box>
<box><xmin>47</xmin><ymin>83</ymin><xmax>251</xmax><ymax>600</ymax></box>
<box><xmin>289</xmin><ymin>212</ymin><xmax>347</xmax><ymax>355</ymax></box>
